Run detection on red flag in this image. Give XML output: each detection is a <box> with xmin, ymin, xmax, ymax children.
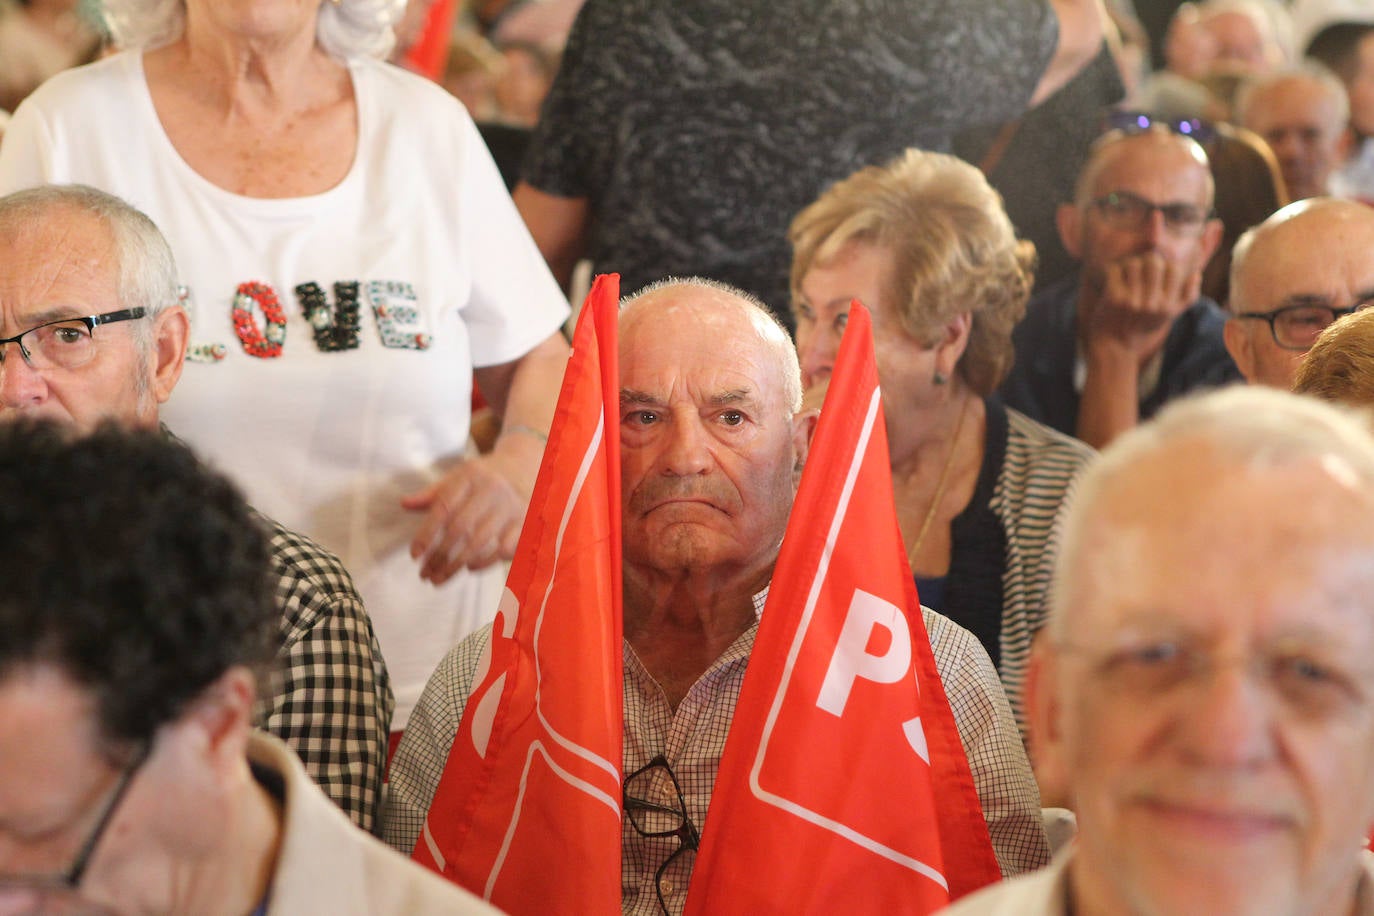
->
<box><xmin>413</xmin><ymin>275</ymin><xmax>623</xmax><ymax>915</ymax></box>
<box><xmin>400</xmin><ymin>0</ymin><xmax>458</xmax><ymax>81</ymax></box>
<box><xmin>683</xmin><ymin>301</ymin><xmax>1000</xmax><ymax>914</ymax></box>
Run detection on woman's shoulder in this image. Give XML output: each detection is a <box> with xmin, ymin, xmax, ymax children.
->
<box><xmin>1003</xmin><ymin>405</ymin><xmax>1097</xmax><ymax>472</ymax></box>
<box><xmin>350</xmin><ymin>56</ymin><xmax>468</xmax><ymax>110</ymax></box>
<box><xmin>17</xmin><ymin>50</ymin><xmax>138</xmax><ymax>116</ymax></box>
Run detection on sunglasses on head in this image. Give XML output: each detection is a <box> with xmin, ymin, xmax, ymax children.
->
<box><xmin>1103</xmin><ymin>110</ymin><xmax>1217</xmax><ymax>145</ymax></box>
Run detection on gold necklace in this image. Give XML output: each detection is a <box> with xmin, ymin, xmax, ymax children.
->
<box><xmin>906</xmin><ymin>393</ymin><xmax>971</xmax><ymax>570</ymax></box>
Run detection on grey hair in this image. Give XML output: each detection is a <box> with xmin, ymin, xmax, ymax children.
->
<box><xmin>1050</xmin><ymin>386</ymin><xmax>1374</xmax><ymax>640</ymax></box>
<box><xmin>620</xmin><ymin>276</ymin><xmax>804</xmax><ymax>416</ymax></box>
<box><xmin>1197</xmin><ymin>0</ymin><xmax>1294</xmax><ymax>64</ymax></box>
<box><xmin>0</xmin><ymin>184</ymin><xmax>180</xmax><ymax>357</ymax></box>
<box><xmin>101</xmin><ymin>0</ymin><xmax>406</xmax><ymax>60</ymax></box>
<box><xmin>1234</xmin><ymin>61</ymin><xmax>1350</xmax><ymax>131</ymax></box>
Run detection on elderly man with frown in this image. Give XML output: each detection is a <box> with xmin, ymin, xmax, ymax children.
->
<box><xmin>386</xmin><ymin>278</ymin><xmax>1049</xmax><ymax>913</ymax></box>
<box><xmin>944</xmin><ymin>384</ymin><xmax>1374</xmax><ymax>915</ymax></box>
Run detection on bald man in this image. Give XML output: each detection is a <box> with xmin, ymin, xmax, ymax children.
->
<box><xmin>385</xmin><ymin>278</ymin><xmax>1050</xmax><ymax>912</ymax></box>
<box><xmin>1001</xmin><ymin>127</ymin><xmax>1242</xmax><ymax>448</ymax></box>
<box><xmin>1225</xmin><ymin>197</ymin><xmax>1374</xmax><ymax>389</ymax></box>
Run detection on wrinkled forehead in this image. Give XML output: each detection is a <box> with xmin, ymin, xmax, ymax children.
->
<box><xmin>1082</xmin><ymin>132</ymin><xmax>1213</xmax><ymax>202</ymax></box>
<box><xmin>1241</xmin><ymin>208</ymin><xmax>1374</xmax><ymax>301</ymax></box>
<box><xmin>1063</xmin><ymin>441</ymin><xmax>1374</xmax><ymax>638</ymax></box>
<box><xmin>620</xmin><ymin>288</ymin><xmax>792</xmax><ymax>401</ymax></box>
<box><xmin>0</xmin><ymin>209</ymin><xmax>119</xmax><ymax>321</ymax></box>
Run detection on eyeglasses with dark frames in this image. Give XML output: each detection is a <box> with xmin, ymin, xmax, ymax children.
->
<box><xmin>623</xmin><ymin>754</ymin><xmax>700</xmax><ymax>915</ymax></box>
<box><xmin>1089</xmin><ymin>190</ymin><xmax>1212</xmax><ymax>236</ymax></box>
<box><xmin>0</xmin><ymin>308</ymin><xmax>147</xmax><ymax>374</ymax></box>
<box><xmin>1233</xmin><ymin>296</ymin><xmax>1374</xmax><ymax>351</ymax></box>
<box><xmin>0</xmin><ymin>745</ymin><xmax>147</xmax><ymax>908</ymax></box>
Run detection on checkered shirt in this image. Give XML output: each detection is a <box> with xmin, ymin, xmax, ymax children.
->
<box><xmin>383</xmin><ymin>594</ymin><xmax>1047</xmax><ymax>912</ymax></box>
<box><xmin>254</xmin><ymin>516</ymin><xmax>394</xmax><ymax>833</ymax></box>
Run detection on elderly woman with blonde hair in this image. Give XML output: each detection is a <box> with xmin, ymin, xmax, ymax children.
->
<box><xmin>0</xmin><ymin>0</ymin><xmax>571</xmax><ymax>747</ymax></box>
<box><xmin>1294</xmin><ymin>307</ymin><xmax>1374</xmax><ymax>406</ymax></box>
<box><xmin>789</xmin><ymin>149</ymin><xmax>1095</xmax><ymax>728</ymax></box>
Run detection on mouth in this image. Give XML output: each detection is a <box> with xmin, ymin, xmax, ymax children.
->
<box><xmin>648</xmin><ymin>497</ymin><xmax>725</xmax><ymax>514</ymax></box>
<box><xmin>1135</xmin><ymin>798</ymin><xmax>1292</xmax><ymax>842</ymax></box>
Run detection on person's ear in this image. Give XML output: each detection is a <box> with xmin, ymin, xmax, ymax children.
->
<box><xmin>179</xmin><ymin>666</ymin><xmax>257</xmax><ymax>771</ymax></box>
<box><xmin>790</xmin><ymin>408</ymin><xmax>820</xmax><ymax>484</ymax></box>
<box><xmin>932</xmin><ymin>312</ymin><xmax>972</xmax><ymax>383</ymax></box>
<box><xmin>1026</xmin><ymin>636</ymin><xmax>1071</xmax><ymax>809</ymax></box>
<box><xmin>1337</xmin><ymin>126</ymin><xmax>1355</xmax><ymax>166</ymax></box>
<box><xmin>1223</xmin><ymin>317</ymin><xmax>1256</xmax><ymax>383</ymax></box>
<box><xmin>1196</xmin><ymin>215</ymin><xmax>1224</xmax><ymax>267</ymax></box>
<box><xmin>150</xmin><ymin>305</ymin><xmax>190</xmax><ymax>406</ymax></box>
<box><xmin>1057</xmin><ymin>202</ymin><xmax>1084</xmax><ymax>260</ymax></box>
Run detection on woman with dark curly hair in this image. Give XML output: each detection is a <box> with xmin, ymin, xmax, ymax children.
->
<box><xmin>0</xmin><ymin>0</ymin><xmax>572</xmax><ymax>736</ymax></box>
<box><xmin>790</xmin><ymin>149</ymin><xmax>1095</xmax><ymax>731</ymax></box>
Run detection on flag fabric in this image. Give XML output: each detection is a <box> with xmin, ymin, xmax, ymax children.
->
<box><xmin>400</xmin><ymin>0</ymin><xmax>458</xmax><ymax>81</ymax></box>
<box><xmin>412</xmin><ymin>274</ymin><xmax>624</xmax><ymax>915</ymax></box>
<box><xmin>683</xmin><ymin>301</ymin><xmax>1000</xmax><ymax>914</ymax></box>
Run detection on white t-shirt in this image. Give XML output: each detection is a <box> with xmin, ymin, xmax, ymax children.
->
<box><xmin>0</xmin><ymin>52</ymin><xmax>571</xmax><ymax>724</ymax></box>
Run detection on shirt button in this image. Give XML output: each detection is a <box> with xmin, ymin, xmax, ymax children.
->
<box><xmin>662</xmin><ymin>880</ymin><xmax>675</xmax><ymax>894</ymax></box>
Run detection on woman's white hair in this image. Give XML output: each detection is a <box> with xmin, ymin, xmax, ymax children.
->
<box><xmin>101</xmin><ymin>0</ymin><xmax>407</xmax><ymax>60</ymax></box>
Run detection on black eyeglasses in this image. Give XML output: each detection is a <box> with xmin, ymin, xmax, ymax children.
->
<box><xmin>1104</xmin><ymin>110</ymin><xmax>1218</xmax><ymax>145</ymax></box>
<box><xmin>623</xmin><ymin>755</ymin><xmax>700</xmax><ymax>915</ymax></box>
<box><xmin>0</xmin><ymin>308</ymin><xmax>147</xmax><ymax>374</ymax></box>
<box><xmin>0</xmin><ymin>745</ymin><xmax>147</xmax><ymax>907</ymax></box>
<box><xmin>1089</xmin><ymin>190</ymin><xmax>1211</xmax><ymax>236</ymax></box>
<box><xmin>1234</xmin><ymin>297</ymin><xmax>1374</xmax><ymax>351</ymax></box>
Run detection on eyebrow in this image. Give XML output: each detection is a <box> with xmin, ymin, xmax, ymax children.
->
<box><xmin>618</xmin><ymin>388</ymin><xmax>759</xmax><ymax>409</ymax></box>
<box><xmin>620</xmin><ymin>388</ymin><xmax>665</xmax><ymax>409</ymax></box>
<box><xmin>13</xmin><ymin>308</ymin><xmax>92</xmax><ymax>329</ymax></box>
<box><xmin>709</xmin><ymin>389</ymin><xmax>754</xmax><ymax>407</ymax></box>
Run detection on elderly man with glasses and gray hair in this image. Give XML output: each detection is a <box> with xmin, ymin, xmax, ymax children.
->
<box><xmin>0</xmin><ymin>183</ymin><xmax>394</xmax><ymax>834</ymax></box>
<box><xmin>943</xmin><ymin>384</ymin><xmax>1374</xmax><ymax>915</ymax></box>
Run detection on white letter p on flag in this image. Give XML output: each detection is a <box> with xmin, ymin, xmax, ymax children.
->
<box><xmin>816</xmin><ymin>589</ymin><xmax>929</xmax><ymax>764</ymax></box>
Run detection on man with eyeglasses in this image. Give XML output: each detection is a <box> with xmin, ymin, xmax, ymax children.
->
<box><xmin>1225</xmin><ymin>197</ymin><xmax>1374</xmax><ymax>390</ymax></box>
<box><xmin>0</xmin><ymin>184</ymin><xmax>393</xmax><ymax>833</ymax></box>
<box><xmin>1001</xmin><ymin>127</ymin><xmax>1242</xmax><ymax>449</ymax></box>
<box><xmin>387</xmin><ymin>279</ymin><xmax>1050</xmax><ymax>913</ymax></box>
<box><xmin>942</xmin><ymin>385</ymin><xmax>1374</xmax><ymax>915</ymax></box>
<box><xmin>0</xmin><ymin>422</ymin><xmax>496</xmax><ymax>914</ymax></box>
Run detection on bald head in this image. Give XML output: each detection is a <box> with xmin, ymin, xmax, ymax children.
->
<box><xmin>1074</xmin><ymin>129</ymin><xmax>1215</xmax><ymax>210</ymax></box>
<box><xmin>1226</xmin><ymin>198</ymin><xmax>1374</xmax><ymax>388</ymax></box>
<box><xmin>621</xmin><ymin>278</ymin><xmax>803</xmax><ymax>416</ymax></box>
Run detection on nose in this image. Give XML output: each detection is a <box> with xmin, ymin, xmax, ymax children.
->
<box><xmin>797</xmin><ymin>323</ymin><xmax>839</xmax><ymax>389</ymax></box>
<box><xmin>0</xmin><ymin>346</ymin><xmax>48</xmax><ymax>411</ymax></box>
<box><xmin>660</xmin><ymin>415</ymin><xmax>713</xmax><ymax>477</ymax></box>
<box><xmin>1176</xmin><ymin>659</ymin><xmax>1275</xmax><ymax>768</ymax></box>
<box><xmin>1141</xmin><ymin>206</ymin><xmax>1169</xmax><ymax>250</ymax></box>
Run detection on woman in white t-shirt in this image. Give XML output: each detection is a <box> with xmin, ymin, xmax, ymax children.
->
<box><xmin>0</xmin><ymin>0</ymin><xmax>572</xmax><ymax>728</ymax></box>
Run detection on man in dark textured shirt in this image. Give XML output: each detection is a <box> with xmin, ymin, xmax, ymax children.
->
<box><xmin>511</xmin><ymin>0</ymin><xmax>1104</xmax><ymax>328</ymax></box>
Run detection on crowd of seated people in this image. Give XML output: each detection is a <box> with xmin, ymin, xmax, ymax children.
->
<box><xmin>5</xmin><ymin>0</ymin><xmax>1374</xmax><ymax>913</ymax></box>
